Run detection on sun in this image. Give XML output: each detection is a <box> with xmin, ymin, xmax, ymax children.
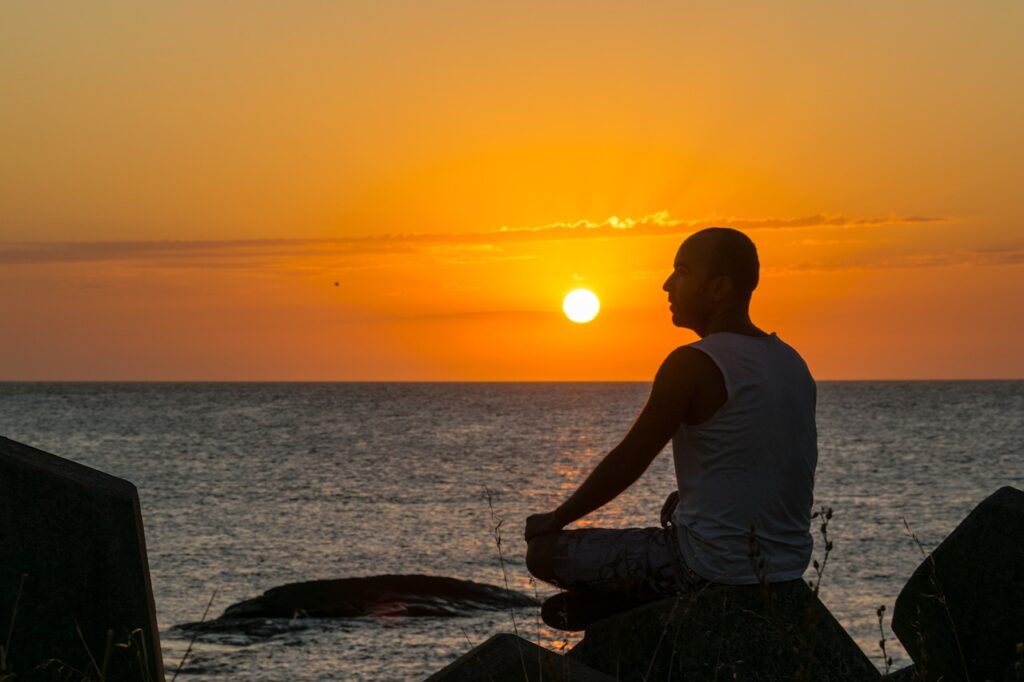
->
<box><xmin>563</xmin><ymin>289</ymin><xmax>600</xmax><ymax>324</ymax></box>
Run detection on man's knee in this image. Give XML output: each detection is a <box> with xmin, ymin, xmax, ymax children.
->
<box><xmin>526</xmin><ymin>533</ymin><xmax>560</xmax><ymax>582</ymax></box>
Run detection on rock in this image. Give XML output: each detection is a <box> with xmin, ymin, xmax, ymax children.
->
<box><xmin>425</xmin><ymin>633</ymin><xmax>615</xmax><ymax>681</ymax></box>
<box><xmin>171</xmin><ymin>616</ymin><xmax>314</xmax><ymax>643</ymax></box>
<box><xmin>892</xmin><ymin>486</ymin><xmax>1024</xmax><ymax>682</ymax></box>
<box><xmin>568</xmin><ymin>580</ymin><xmax>879</xmax><ymax>681</ymax></box>
<box><xmin>215</xmin><ymin>574</ymin><xmax>538</xmax><ymax>620</ymax></box>
<box><xmin>0</xmin><ymin>436</ymin><xmax>164</xmax><ymax>681</ymax></box>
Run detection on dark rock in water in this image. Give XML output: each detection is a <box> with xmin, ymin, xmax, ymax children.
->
<box><xmin>0</xmin><ymin>436</ymin><xmax>165</xmax><ymax>681</ymax></box>
<box><xmin>568</xmin><ymin>580</ymin><xmax>879</xmax><ymax>681</ymax></box>
<box><xmin>426</xmin><ymin>633</ymin><xmax>615</xmax><ymax>681</ymax></box>
<box><xmin>172</xmin><ymin>616</ymin><xmax>315</xmax><ymax>643</ymax></box>
<box><xmin>214</xmin><ymin>574</ymin><xmax>538</xmax><ymax>620</ymax></box>
<box><xmin>892</xmin><ymin>486</ymin><xmax>1024</xmax><ymax>682</ymax></box>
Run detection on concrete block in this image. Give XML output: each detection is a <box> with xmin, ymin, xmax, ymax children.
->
<box><xmin>893</xmin><ymin>486</ymin><xmax>1024</xmax><ymax>682</ymax></box>
<box><xmin>0</xmin><ymin>436</ymin><xmax>164</xmax><ymax>681</ymax></box>
<box><xmin>568</xmin><ymin>580</ymin><xmax>879</xmax><ymax>681</ymax></box>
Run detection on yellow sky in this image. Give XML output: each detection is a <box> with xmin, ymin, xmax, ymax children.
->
<box><xmin>1</xmin><ymin>2</ymin><xmax>1022</xmax><ymax>379</ymax></box>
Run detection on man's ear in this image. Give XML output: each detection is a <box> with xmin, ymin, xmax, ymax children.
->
<box><xmin>709</xmin><ymin>274</ymin><xmax>734</xmax><ymax>302</ymax></box>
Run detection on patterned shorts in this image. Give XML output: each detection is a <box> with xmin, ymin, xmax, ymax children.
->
<box><xmin>548</xmin><ymin>525</ymin><xmax>709</xmax><ymax>600</ymax></box>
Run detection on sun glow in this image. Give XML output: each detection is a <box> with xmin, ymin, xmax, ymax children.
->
<box><xmin>562</xmin><ymin>289</ymin><xmax>600</xmax><ymax>324</ymax></box>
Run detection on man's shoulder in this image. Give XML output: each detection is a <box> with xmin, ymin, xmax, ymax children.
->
<box><xmin>664</xmin><ymin>344</ymin><xmax>719</xmax><ymax>370</ymax></box>
<box><xmin>654</xmin><ymin>346</ymin><xmax>727</xmax><ymax>419</ymax></box>
<box><xmin>658</xmin><ymin>345</ymin><xmax>724</xmax><ymax>386</ymax></box>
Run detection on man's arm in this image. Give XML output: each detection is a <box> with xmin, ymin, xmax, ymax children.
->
<box><xmin>525</xmin><ymin>347</ymin><xmax>701</xmax><ymax>541</ymax></box>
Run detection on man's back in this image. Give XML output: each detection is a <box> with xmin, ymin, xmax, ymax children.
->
<box><xmin>672</xmin><ymin>331</ymin><xmax>817</xmax><ymax>585</ymax></box>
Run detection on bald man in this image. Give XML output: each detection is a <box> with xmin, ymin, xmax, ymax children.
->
<box><xmin>524</xmin><ymin>227</ymin><xmax>817</xmax><ymax>628</ymax></box>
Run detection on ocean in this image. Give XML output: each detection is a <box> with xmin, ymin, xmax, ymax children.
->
<box><xmin>1</xmin><ymin>381</ymin><xmax>1022</xmax><ymax>680</ymax></box>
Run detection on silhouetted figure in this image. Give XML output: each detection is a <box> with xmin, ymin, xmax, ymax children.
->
<box><xmin>525</xmin><ymin>227</ymin><xmax>817</xmax><ymax>629</ymax></box>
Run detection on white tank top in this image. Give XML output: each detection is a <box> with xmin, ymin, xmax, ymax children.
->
<box><xmin>671</xmin><ymin>332</ymin><xmax>817</xmax><ymax>584</ymax></box>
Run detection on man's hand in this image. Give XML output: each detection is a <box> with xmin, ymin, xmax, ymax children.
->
<box><xmin>524</xmin><ymin>511</ymin><xmax>565</xmax><ymax>542</ymax></box>
<box><xmin>660</xmin><ymin>490</ymin><xmax>679</xmax><ymax>528</ymax></box>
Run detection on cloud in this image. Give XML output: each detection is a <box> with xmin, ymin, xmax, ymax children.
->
<box><xmin>0</xmin><ymin>238</ymin><xmax>416</xmax><ymax>268</ymax></box>
<box><xmin>0</xmin><ymin>211</ymin><xmax>948</xmax><ymax>268</ymax></box>
<box><xmin>766</xmin><ymin>246</ymin><xmax>1024</xmax><ymax>274</ymax></box>
<box><xmin>481</xmin><ymin>211</ymin><xmax>946</xmax><ymax>244</ymax></box>
<box><xmin>394</xmin><ymin>309</ymin><xmax>558</xmax><ymax>322</ymax></box>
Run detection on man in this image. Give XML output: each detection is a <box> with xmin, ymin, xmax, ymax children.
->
<box><xmin>524</xmin><ymin>227</ymin><xmax>817</xmax><ymax>627</ymax></box>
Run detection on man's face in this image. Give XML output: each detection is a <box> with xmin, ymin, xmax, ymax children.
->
<box><xmin>662</xmin><ymin>237</ymin><xmax>715</xmax><ymax>330</ymax></box>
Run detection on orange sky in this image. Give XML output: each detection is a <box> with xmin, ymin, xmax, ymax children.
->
<box><xmin>1</xmin><ymin>2</ymin><xmax>1022</xmax><ymax>380</ymax></box>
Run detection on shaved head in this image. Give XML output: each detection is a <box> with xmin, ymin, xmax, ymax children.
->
<box><xmin>685</xmin><ymin>227</ymin><xmax>759</xmax><ymax>302</ymax></box>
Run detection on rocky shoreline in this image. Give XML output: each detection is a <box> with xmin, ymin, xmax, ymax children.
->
<box><xmin>2</xmin><ymin>434</ymin><xmax>1021</xmax><ymax>681</ymax></box>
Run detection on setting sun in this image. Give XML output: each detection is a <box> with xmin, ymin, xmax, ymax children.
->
<box><xmin>563</xmin><ymin>289</ymin><xmax>601</xmax><ymax>324</ymax></box>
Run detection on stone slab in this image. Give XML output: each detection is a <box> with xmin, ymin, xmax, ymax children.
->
<box><xmin>0</xmin><ymin>436</ymin><xmax>164</xmax><ymax>681</ymax></box>
<box><xmin>426</xmin><ymin>633</ymin><xmax>614</xmax><ymax>682</ymax></box>
<box><xmin>892</xmin><ymin>486</ymin><xmax>1024</xmax><ymax>682</ymax></box>
<box><xmin>568</xmin><ymin>580</ymin><xmax>879</xmax><ymax>681</ymax></box>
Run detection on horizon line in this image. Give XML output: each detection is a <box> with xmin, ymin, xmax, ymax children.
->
<box><xmin>1</xmin><ymin>378</ymin><xmax>1021</xmax><ymax>384</ymax></box>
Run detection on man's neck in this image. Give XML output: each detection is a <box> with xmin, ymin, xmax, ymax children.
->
<box><xmin>697</xmin><ymin>308</ymin><xmax>767</xmax><ymax>338</ymax></box>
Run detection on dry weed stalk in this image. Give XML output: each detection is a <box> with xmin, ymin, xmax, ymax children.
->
<box><xmin>876</xmin><ymin>604</ymin><xmax>893</xmax><ymax>675</ymax></box>
<box><xmin>170</xmin><ymin>590</ymin><xmax>217</xmax><ymax>682</ymax></box>
<box><xmin>0</xmin><ymin>574</ymin><xmax>26</xmax><ymax>682</ymax></box>
<box><xmin>483</xmin><ymin>487</ymin><xmax>528</xmax><ymax>681</ymax></box>
<box><xmin>902</xmin><ymin>517</ymin><xmax>971</xmax><ymax>682</ymax></box>
<box><xmin>807</xmin><ymin>505</ymin><xmax>834</xmax><ymax>596</ymax></box>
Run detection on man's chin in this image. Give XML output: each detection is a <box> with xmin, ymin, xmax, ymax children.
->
<box><xmin>671</xmin><ymin>313</ymin><xmax>697</xmax><ymax>331</ymax></box>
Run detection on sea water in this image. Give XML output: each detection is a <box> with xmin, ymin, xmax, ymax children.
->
<box><xmin>1</xmin><ymin>382</ymin><xmax>1022</xmax><ymax>680</ymax></box>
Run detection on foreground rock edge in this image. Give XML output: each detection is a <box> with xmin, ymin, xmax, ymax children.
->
<box><xmin>892</xmin><ymin>485</ymin><xmax>1024</xmax><ymax>682</ymax></box>
<box><xmin>0</xmin><ymin>436</ymin><xmax>165</xmax><ymax>682</ymax></box>
<box><xmin>425</xmin><ymin>633</ymin><xmax>615</xmax><ymax>682</ymax></box>
<box><xmin>568</xmin><ymin>580</ymin><xmax>879</xmax><ymax>681</ymax></box>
